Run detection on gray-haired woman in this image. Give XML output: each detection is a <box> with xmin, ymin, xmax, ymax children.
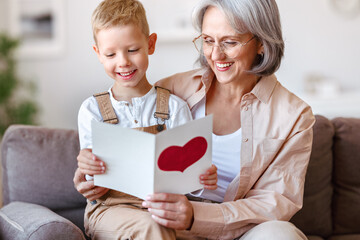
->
<box><xmin>75</xmin><ymin>0</ymin><xmax>315</xmax><ymax>239</ymax></box>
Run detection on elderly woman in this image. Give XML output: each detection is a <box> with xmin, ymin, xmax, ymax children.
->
<box><xmin>75</xmin><ymin>0</ymin><xmax>315</xmax><ymax>239</ymax></box>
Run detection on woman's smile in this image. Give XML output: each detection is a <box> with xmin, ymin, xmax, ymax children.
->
<box><xmin>215</xmin><ymin>62</ymin><xmax>234</xmax><ymax>71</ymax></box>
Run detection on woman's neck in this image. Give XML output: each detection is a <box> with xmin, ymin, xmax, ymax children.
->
<box><xmin>210</xmin><ymin>75</ymin><xmax>259</xmax><ymax>105</ymax></box>
<box><xmin>205</xmin><ymin>74</ymin><xmax>260</xmax><ymax>135</ymax></box>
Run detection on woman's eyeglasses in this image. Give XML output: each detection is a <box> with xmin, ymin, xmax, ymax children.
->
<box><xmin>192</xmin><ymin>35</ymin><xmax>255</xmax><ymax>58</ymax></box>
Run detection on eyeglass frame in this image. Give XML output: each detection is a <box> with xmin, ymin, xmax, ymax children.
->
<box><xmin>192</xmin><ymin>34</ymin><xmax>256</xmax><ymax>57</ymax></box>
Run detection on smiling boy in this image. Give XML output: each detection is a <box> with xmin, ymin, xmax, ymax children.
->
<box><xmin>77</xmin><ymin>0</ymin><xmax>217</xmax><ymax>239</ymax></box>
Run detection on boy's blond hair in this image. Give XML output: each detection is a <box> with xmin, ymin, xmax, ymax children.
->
<box><xmin>91</xmin><ymin>0</ymin><xmax>150</xmax><ymax>44</ymax></box>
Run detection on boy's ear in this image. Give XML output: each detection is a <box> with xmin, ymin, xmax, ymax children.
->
<box><xmin>93</xmin><ymin>44</ymin><xmax>102</xmax><ymax>63</ymax></box>
<box><xmin>148</xmin><ymin>33</ymin><xmax>157</xmax><ymax>55</ymax></box>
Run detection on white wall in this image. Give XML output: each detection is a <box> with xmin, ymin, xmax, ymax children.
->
<box><xmin>1</xmin><ymin>0</ymin><xmax>360</xmax><ymax>130</ymax></box>
<box><xmin>276</xmin><ymin>0</ymin><xmax>360</xmax><ymax>93</ymax></box>
<box><xmin>0</xmin><ymin>0</ymin><xmax>8</xmax><ymax>31</ymax></box>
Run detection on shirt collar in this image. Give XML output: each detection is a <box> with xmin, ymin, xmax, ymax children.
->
<box><xmin>108</xmin><ymin>86</ymin><xmax>155</xmax><ymax>105</ymax></box>
<box><xmin>199</xmin><ymin>68</ymin><xmax>278</xmax><ymax>104</ymax></box>
<box><xmin>250</xmin><ymin>74</ymin><xmax>278</xmax><ymax>104</ymax></box>
<box><xmin>199</xmin><ymin>67</ymin><xmax>215</xmax><ymax>94</ymax></box>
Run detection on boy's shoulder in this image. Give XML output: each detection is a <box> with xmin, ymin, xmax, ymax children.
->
<box><xmin>81</xmin><ymin>91</ymin><xmax>106</xmax><ymax>108</ymax></box>
<box><xmin>168</xmin><ymin>92</ymin><xmax>187</xmax><ymax>106</ymax></box>
<box><xmin>79</xmin><ymin>90</ymin><xmax>110</xmax><ymax>117</ymax></box>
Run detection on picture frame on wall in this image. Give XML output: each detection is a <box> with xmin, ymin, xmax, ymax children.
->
<box><xmin>9</xmin><ymin>0</ymin><xmax>65</xmax><ymax>58</ymax></box>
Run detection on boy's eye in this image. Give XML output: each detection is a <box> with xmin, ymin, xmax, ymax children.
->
<box><xmin>105</xmin><ymin>53</ymin><xmax>115</xmax><ymax>57</ymax></box>
<box><xmin>128</xmin><ymin>48</ymin><xmax>140</xmax><ymax>53</ymax></box>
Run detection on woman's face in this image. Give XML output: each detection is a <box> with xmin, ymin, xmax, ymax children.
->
<box><xmin>201</xmin><ymin>6</ymin><xmax>263</xmax><ymax>84</ymax></box>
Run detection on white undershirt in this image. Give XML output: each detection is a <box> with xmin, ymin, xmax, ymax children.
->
<box><xmin>191</xmin><ymin>97</ymin><xmax>242</xmax><ymax>202</ymax></box>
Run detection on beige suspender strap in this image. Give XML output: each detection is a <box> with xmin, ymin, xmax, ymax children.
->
<box><xmin>154</xmin><ymin>86</ymin><xmax>170</xmax><ymax>121</ymax></box>
<box><xmin>93</xmin><ymin>87</ymin><xmax>169</xmax><ymax>129</ymax></box>
<box><xmin>93</xmin><ymin>92</ymin><xmax>118</xmax><ymax>124</ymax></box>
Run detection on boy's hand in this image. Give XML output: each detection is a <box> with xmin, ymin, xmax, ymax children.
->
<box><xmin>73</xmin><ymin>168</ymin><xmax>109</xmax><ymax>201</ymax></box>
<box><xmin>77</xmin><ymin>148</ymin><xmax>106</xmax><ymax>175</ymax></box>
<box><xmin>199</xmin><ymin>164</ymin><xmax>217</xmax><ymax>190</ymax></box>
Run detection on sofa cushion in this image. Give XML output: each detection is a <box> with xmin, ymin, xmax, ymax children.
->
<box><xmin>332</xmin><ymin>118</ymin><xmax>360</xmax><ymax>235</ymax></box>
<box><xmin>0</xmin><ymin>201</ymin><xmax>85</xmax><ymax>240</ymax></box>
<box><xmin>1</xmin><ymin>125</ymin><xmax>87</xmax><ymax>234</ymax></box>
<box><xmin>290</xmin><ymin>115</ymin><xmax>334</xmax><ymax>237</ymax></box>
<box><xmin>329</xmin><ymin>235</ymin><xmax>360</xmax><ymax>240</ymax></box>
<box><xmin>307</xmin><ymin>236</ymin><xmax>325</xmax><ymax>240</ymax></box>
<box><xmin>1</xmin><ymin>125</ymin><xmax>85</xmax><ymax>209</ymax></box>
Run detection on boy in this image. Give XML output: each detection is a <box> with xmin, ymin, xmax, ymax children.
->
<box><xmin>77</xmin><ymin>0</ymin><xmax>217</xmax><ymax>239</ymax></box>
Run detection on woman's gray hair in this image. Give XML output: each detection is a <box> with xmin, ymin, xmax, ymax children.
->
<box><xmin>192</xmin><ymin>0</ymin><xmax>284</xmax><ymax>76</ymax></box>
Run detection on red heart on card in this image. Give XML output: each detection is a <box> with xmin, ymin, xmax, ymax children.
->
<box><xmin>157</xmin><ymin>136</ymin><xmax>208</xmax><ymax>172</ymax></box>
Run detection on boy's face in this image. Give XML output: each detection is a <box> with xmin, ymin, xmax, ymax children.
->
<box><xmin>93</xmin><ymin>23</ymin><xmax>156</xmax><ymax>89</ymax></box>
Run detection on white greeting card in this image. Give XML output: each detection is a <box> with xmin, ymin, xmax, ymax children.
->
<box><xmin>92</xmin><ymin>115</ymin><xmax>212</xmax><ymax>200</ymax></box>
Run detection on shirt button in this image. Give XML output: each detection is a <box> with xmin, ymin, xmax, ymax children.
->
<box><xmin>134</xmin><ymin>120</ymin><xmax>138</xmax><ymax>124</ymax></box>
<box><xmin>244</xmin><ymin>106</ymin><xmax>248</xmax><ymax>111</ymax></box>
<box><xmin>125</xmin><ymin>103</ymin><xmax>129</xmax><ymax>106</ymax></box>
<box><xmin>244</xmin><ymin>138</ymin><xmax>248</xmax><ymax>142</ymax></box>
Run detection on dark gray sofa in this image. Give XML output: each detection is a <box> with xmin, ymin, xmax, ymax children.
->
<box><xmin>0</xmin><ymin>115</ymin><xmax>359</xmax><ymax>239</ymax></box>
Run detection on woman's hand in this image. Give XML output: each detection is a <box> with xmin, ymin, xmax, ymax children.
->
<box><xmin>77</xmin><ymin>148</ymin><xmax>106</xmax><ymax>175</ymax></box>
<box><xmin>200</xmin><ymin>164</ymin><xmax>218</xmax><ymax>190</ymax></box>
<box><xmin>142</xmin><ymin>193</ymin><xmax>194</xmax><ymax>230</ymax></box>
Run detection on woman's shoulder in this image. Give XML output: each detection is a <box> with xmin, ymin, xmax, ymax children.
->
<box><xmin>156</xmin><ymin>69</ymin><xmax>205</xmax><ymax>90</ymax></box>
<box><xmin>269</xmin><ymin>76</ymin><xmax>315</xmax><ymax>125</ymax></box>
<box><xmin>274</xmin><ymin>80</ymin><xmax>311</xmax><ymax>110</ymax></box>
<box><xmin>156</xmin><ymin>68</ymin><xmax>207</xmax><ymax>103</ymax></box>
<box><xmin>259</xmin><ymin>75</ymin><xmax>310</xmax><ymax>109</ymax></box>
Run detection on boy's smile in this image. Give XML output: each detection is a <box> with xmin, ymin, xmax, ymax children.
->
<box><xmin>93</xmin><ymin>23</ymin><xmax>157</xmax><ymax>100</ymax></box>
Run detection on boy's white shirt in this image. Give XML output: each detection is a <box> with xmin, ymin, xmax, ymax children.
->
<box><xmin>78</xmin><ymin>86</ymin><xmax>193</xmax><ymax>150</ymax></box>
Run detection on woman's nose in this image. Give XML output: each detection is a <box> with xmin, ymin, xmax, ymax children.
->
<box><xmin>211</xmin><ymin>45</ymin><xmax>226</xmax><ymax>61</ymax></box>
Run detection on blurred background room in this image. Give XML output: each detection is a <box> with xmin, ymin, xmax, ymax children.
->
<box><xmin>0</xmin><ymin>0</ymin><xmax>360</xmax><ymax>131</ymax></box>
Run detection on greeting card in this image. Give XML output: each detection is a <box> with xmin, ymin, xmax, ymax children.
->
<box><xmin>92</xmin><ymin>115</ymin><xmax>212</xmax><ymax>200</ymax></box>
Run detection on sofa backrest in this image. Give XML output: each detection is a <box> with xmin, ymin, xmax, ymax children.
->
<box><xmin>290</xmin><ymin>115</ymin><xmax>334</xmax><ymax>237</ymax></box>
<box><xmin>332</xmin><ymin>117</ymin><xmax>360</xmax><ymax>235</ymax></box>
<box><xmin>1</xmin><ymin>125</ymin><xmax>87</xmax><ymax>231</ymax></box>
<box><xmin>290</xmin><ymin>115</ymin><xmax>360</xmax><ymax>237</ymax></box>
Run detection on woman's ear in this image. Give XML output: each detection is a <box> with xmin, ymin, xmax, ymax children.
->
<box><xmin>148</xmin><ymin>33</ymin><xmax>157</xmax><ymax>55</ymax></box>
<box><xmin>257</xmin><ymin>41</ymin><xmax>264</xmax><ymax>55</ymax></box>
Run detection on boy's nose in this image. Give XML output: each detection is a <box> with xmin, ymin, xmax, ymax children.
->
<box><xmin>117</xmin><ymin>54</ymin><xmax>130</xmax><ymax>67</ymax></box>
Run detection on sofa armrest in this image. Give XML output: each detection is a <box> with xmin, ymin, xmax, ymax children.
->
<box><xmin>0</xmin><ymin>201</ymin><xmax>86</xmax><ymax>240</ymax></box>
